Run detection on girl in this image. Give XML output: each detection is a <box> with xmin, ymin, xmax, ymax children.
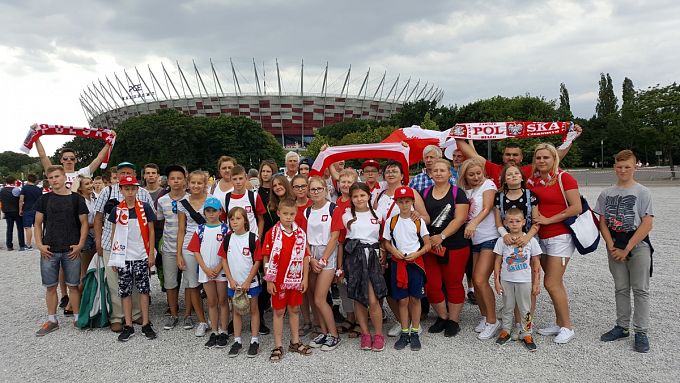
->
<box><xmin>76</xmin><ymin>176</ymin><xmax>97</xmax><ymax>289</ymax></box>
<box><xmin>177</xmin><ymin>170</ymin><xmax>210</xmax><ymax>337</ymax></box>
<box><xmin>222</xmin><ymin>207</ymin><xmax>262</xmax><ymax>358</ymax></box>
<box><xmin>423</xmin><ymin>159</ymin><xmax>470</xmax><ymax>337</ymax></box>
<box><xmin>458</xmin><ymin>159</ymin><xmax>500</xmax><ymax>340</ymax></box>
<box><xmin>304</xmin><ymin>176</ymin><xmax>341</xmax><ymax>351</ymax></box>
<box><xmin>291</xmin><ymin>174</ymin><xmax>314</xmax><ymax>335</ymax></box>
<box><xmin>494</xmin><ymin>164</ymin><xmax>541</xmax><ymax>340</ymax></box>
<box><xmin>528</xmin><ymin>143</ymin><xmax>582</xmax><ymax>344</ymax></box>
<box><xmin>187</xmin><ymin>197</ymin><xmax>229</xmax><ymax>349</ymax></box>
<box><xmin>332</xmin><ymin>182</ymin><xmax>387</xmax><ymax>352</ymax></box>
<box><xmin>257</xmin><ymin>160</ymin><xmax>278</xmax><ymax>234</ymax></box>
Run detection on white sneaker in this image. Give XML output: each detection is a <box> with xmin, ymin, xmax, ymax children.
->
<box><xmin>194</xmin><ymin>322</ymin><xmax>210</xmax><ymax>337</ymax></box>
<box><xmin>388</xmin><ymin>323</ymin><xmax>402</xmax><ymax>337</ymax></box>
<box><xmin>478</xmin><ymin>321</ymin><xmax>501</xmax><ymax>340</ymax></box>
<box><xmin>511</xmin><ymin>323</ymin><xmax>522</xmax><ymax>341</ymax></box>
<box><xmin>474</xmin><ymin>317</ymin><xmax>487</xmax><ymax>333</ymax></box>
<box><xmin>554</xmin><ymin>327</ymin><xmax>575</xmax><ymax>344</ymax></box>
<box><xmin>538</xmin><ymin>324</ymin><xmax>561</xmax><ymax>336</ymax></box>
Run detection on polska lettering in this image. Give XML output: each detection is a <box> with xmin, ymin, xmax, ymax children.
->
<box><xmin>449</xmin><ymin>121</ymin><xmax>572</xmax><ymax>141</ymax></box>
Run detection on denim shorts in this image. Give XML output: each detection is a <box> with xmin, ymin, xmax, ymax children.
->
<box><xmin>82</xmin><ymin>232</ymin><xmax>96</xmax><ymax>253</ymax></box>
<box><xmin>228</xmin><ymin>285</ymin><xmax>262</xmax><ymax>298</ymax></box>
<box><xmin>472</xmin><ymin>238</ymin><xmax>497</xmax><ymax>253</ymax></box>
<box><xmin>22</xmin><ymin>210</ymin><xmax>36</xmax><ymax>228</ymax></box>
<box><xmin>40</xmin><ymin>251</ymin><xmax>81</xmax><ymax>287</ymax></box>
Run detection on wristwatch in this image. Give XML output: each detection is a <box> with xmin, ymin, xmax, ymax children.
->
<box><xmin>440</xmin><ymin>233</ymin><xmax>446</xmax><ymax>241</ymax></box>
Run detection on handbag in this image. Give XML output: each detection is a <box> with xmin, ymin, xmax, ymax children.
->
<box><xmin>557</xmin><ymin>172</ymin><xmax>600</xmax><ymax>254</ymax></box>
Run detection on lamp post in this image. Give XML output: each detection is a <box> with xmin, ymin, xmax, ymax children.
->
<box><xmin>600</xmin><ymin>139</ymin><xmax>604</xmax><ymax>168</ymax></box>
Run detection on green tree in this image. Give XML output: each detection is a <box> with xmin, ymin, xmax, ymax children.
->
<box><xmin>636</xmin><ymin>82</ymin><xmax>680</xmax><ymax>175</ymax></box>
<box><xmin>388</xmin><ymin>99</ymin><xmax>439</xmax><ymax>128</ymax></box>
<box><xmin>315</xmin><ymin>119</ymin><xmax>377</xmax><ymax>141</ymax></box>
<box><xmin>557</xmin><ymin>83</ymin><xmax>574</xmax><ymax>120</ymax></box>
<box><xmin>0</xmin><ymin>151</ymin><xmax>40</xmax><ymax>179</ymax></box>
<box><xmin>420</xmin><ymin>112</ymin><xmax>439</xmax><ymax>131</ymax></box>
<box><xmin>596</xmin><ymin>73</ymin><xmax>619</xmax><ymax>118</ymax></box>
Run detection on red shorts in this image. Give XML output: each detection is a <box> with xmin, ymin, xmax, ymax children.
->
<box><xmin>270</xmin><ymin>286</ymin><xmax>303</xmax><ymax>310</ymax></box>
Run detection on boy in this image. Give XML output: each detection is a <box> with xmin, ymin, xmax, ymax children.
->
<box><xmin>108</xmin><ymin>175</ymin><xmax>157</xmax><ymax>342</ymax></box>
<box><xmin>34</xmin><ymin>165</ymin><xmax>89</xmax><ymax>336</ymax></box>
<box><xmin>224</xmin><ymin>165</ymin><xmax>266</xmax><ymax>237</ymax></box>
<box><xmin>156</xmin><ymin>165</ymin><xmax>188</xmax><ymax>330</ymax></box>
<box><xmin>493</xmin><ymin>208</ymin><xmax>542</xmax><ymax>351</ymax></box>
<box><xmin>262</xmin><ymin>198</ymin><xmax>311</xmax><ymax>361</ymax></box>
<box><xmin>594</xmin><ymin>150</ymin><xmax>654</xmax><ymax>353</ymax></box>
<box><xmin>382</xmin><ymin>186</ymin><xmax>431</xmax><ymax>351</ymax></box>
<box><xmin>19</xmin><ymin>173</ymin><xmax>43</xmax><ymax>249</ymax></box>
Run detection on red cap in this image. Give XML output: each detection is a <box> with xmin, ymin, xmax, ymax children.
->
<box><xmin>119</xmin><ymin>175</ymin><xmax>140</xmax><ymax>186</ymax></box>
<box><xmin>394</xmin><ymin>186</ymin><xmax>415</xmax><ymax>199</ymax></box>
<box><xmin>361</xmin><ymin>159</ymin><xmax>380</xmax><ymax>170</ymax></box>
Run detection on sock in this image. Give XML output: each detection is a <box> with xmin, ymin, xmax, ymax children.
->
<box><xmin>218</xmin><ymin>328</ymin><xmax>225</xmax><ymax>334</ymax></box>
<box><xmin>234</xmin><ymin>336</ymin><xmax>242</xmax><ymax>344</ymax></box>
<box><xmin>74</xmin><ymin>314</ymin><xmax>79</xmax><ymax>321</ymax></box>
<box><xmin>48</xmin><ymin>314</ymin><xmax>57</xmax><ymax>323</ymax></box>
<box><xmin>468</xmin><ymin>287</ymin><xmax>474</xmax><ymax>293</ymax></box>
<box><xmin>410</xmin><ymin>327</ymin><xmax>419</xmax><ymax>333</ymax></box>
<box><xmin>401</xmin><ymin>328</ymin><xmax>409</xmax><ymax>334</ymax></box>
<box><xmin>251</xmin><ymin>336</ymin><xmax>259</xmax><ymax>344</ymax></box>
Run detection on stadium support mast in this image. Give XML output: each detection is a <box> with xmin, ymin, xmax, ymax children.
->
<box><xmin>414</xmin><ymin>81</ymin><xmax>428</xmax><ymax>100</ymax></box>
<box><xmin>161</xmin><ymin>63</ymin><xmax>181</xmax><ymax>99</ymax></box>
<box><xmin>177</xmin><ymin>61</ymin><xmax>194</xmax><ymax>98</ymax></box>
<box><xmin>406</xmin><ymin>79</ymin><xmax>420</xmax><ymax>102</ymax></box>
<box><xmin>300</xmin><ymin>59</ymin><xmax>304</xmax><ymax>146</ymax></box>
<box><xmin>276</xmin><ymin>58</ymin><xmax>283</xmax><ymax>144</ymax></box>
<box><xmin>99</xmin><ymin>78</ymin><xmax>120</xmax><ymax>109</ymax></box>
<box><xmin>396</xmin><ymin>77</ymin><xmax>410</xmax><ymax>102</ymax></box>
<box><xmin>321</xmin><ymin>62</ymin><xmax>328</xmax><ymax>128</ymax></box>
<box><xmin>385</xmin><ymin>75</ymin><xmax>399</xmax><ymax>101</ymax></box>
<box><xmin>373</xmin><ymin>71</ymin><xmax>386</xmax><ymax>99</ymax></box>
<box><xmin>115</xmin><ymin>73</ymin><xmax>136</xmax><ymax>105</ymax></box>
<box><xmin>253</xmin><ymin>58</ymin><xmax>262</xmax><ymax>96</ymax></box>
<box><xmin>193</xmin><ymin>60</ymin><xmax>209</xmax><ymax>97</ymax></box>
<box><xmin>136</xmin><ymin>67</ymin><xmax>156</xmax><ymax>102</ymax></box>
<box><xmin>230</xmin><ymin>58</ymin><xmax>242</xmax><ymax>95</ymax></box>
<box><xmin>209</xmin><ymin>59</ymin><xmax>224</xmax><ymax>96</ymax></box>
<box><xmin>92</xmin><ymin>82</ymin><xmax>114</xmax><ymax>111</ymax></box>
<box><xmin>340</xmin><ymin>65</ymin><xmax>351</xmax><ymax>97</ymax></box>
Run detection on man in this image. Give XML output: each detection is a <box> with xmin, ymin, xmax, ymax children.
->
<box><xmin>19</xmin><ymin>174</ymin><xmax>43</xmax><ymax>249</ymax></box>
<box><xmin>35</xmin><ymin>135</ymin><xmax>115</xmax><ymax>189</ymax></box>
<box><xmin>284</xmin><ymin>151</ymin><xmax>300</xmax><ymax>181</ymax></box>
<box><xmin>34</xmin><ymin>165</ymin><xmax>89</xmax><ymax>335</ymax></box>
<box><xmin>455</xmin><ymin>124</ymin><xmax>581</xmax><ymax>188</ymax></box>
<box><xmin>1</xmin><ymin>177</ymin><xmax>26</xmax><ymax>251</ymax></box>
<box><xmin>143</xmin><ymin>163</ymin><xmax>164</xmax><ymax>202</ymax></box>
<box><xmin>409</xmin><ymin>145</ymin><xmax>456</xmax><ymax>194</ymax></box>
<box><xmin>449</xmin><ymin>149</ymin><xmax>465</xmax><ymax>182</ymax></box>
<box><xmin>94</xmin><ymin>161</ymin><xmax>154</xmax><ymax>332</ymax></box>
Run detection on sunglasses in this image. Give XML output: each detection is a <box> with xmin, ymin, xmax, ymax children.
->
<box><xmin>171</xmin><ymin>200</ymin><xmax>178</xmax><ymax>214</ymax></box>
<box><xmin>61</xmin><ymin>156</ymin><xmax>76</xmax><ymax>161</ymax></box>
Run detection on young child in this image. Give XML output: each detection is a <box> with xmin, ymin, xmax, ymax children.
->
<box><xmin>262</xmin><ymin>198</ymin><xmax>311</xmax><ymax>362</ymax></box>
<box><xmin>186</xmin><ymin>196</ymin><xmax>229</xmax><ymax>349</ymax></box>
<box><xmin>493</xmin><ymin>208</ymin><xmax>541</xmax><ymax>351</ymax></box>
<box><xmin>224</xmin><ymin>165</ymin><xmax>266</xmax><ymax>237</ymax></box>
<box><xmin>382</xmin><ymin>186</ymin><xmax>431</xmax><ymax>351</ymax></box>
<box><xmin>108</xmin><ymin>175</ymin><xmax>157</xmax><ymax>342</ymax></box>
<box><xmin>332</xmin><ymin>182</ymin><xmax>387</xmax><ymax>352</ymax></box>
<box><xmin>594</xmin><ymin>150</ymin><xmax>654</xmax><ymax>353</ymax></box>
<box><xmin>220</xmin><ymin>207</ymin><xmax>263</xmax><ymax>358</ymax></box>
<box><xmin>304</xmin><ymin>176</ymin><xmax>341</xmax><ymax>351</ymax></box>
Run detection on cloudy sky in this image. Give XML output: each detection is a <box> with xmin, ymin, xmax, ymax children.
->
<box><xmin>2</xmin><ymin>0</ymin><xmax>679</xmax><ymax>154</ymax></box>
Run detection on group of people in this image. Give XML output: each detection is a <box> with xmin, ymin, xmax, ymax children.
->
<box><xmin>8</xmin><ymin>128</ymin><xmax>655</xmax><ymax>361</ymax></box>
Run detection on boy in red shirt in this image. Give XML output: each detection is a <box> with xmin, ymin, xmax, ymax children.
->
<box><xmin>262</xmin><ymin>198</ymin><xmax>311</xmax><ymax>361</ymax></box>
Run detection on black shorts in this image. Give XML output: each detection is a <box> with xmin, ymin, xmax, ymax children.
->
<box><xmin>118</xmin><ymin>260</ymin><xmax>151</xmax><ymax>297</ymax></box>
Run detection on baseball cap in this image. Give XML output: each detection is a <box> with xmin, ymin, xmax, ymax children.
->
<box><xmin>119</xmin><ymin>175</ymin><xmax>141</xmax><ymax>186</ymax></box>
<box><xmin>203</xmin><ymin>196</ymin><xmax>222</xmax><ymax>211</ymax></box>
<box><xmin>361</xmin><ymin>159</ymin><xmax>380</xmax><ymax>170</ymax></box>
<box><xmin>117</xmin><ymin>161</ymin><xmax>137</xmax><ymax>171</ymax></box>
<box><xmin>394</xmin><ymin>186</ymin><xmax>415</xmax><ymax>199</ymax></box>
<box><xmin>299</xmin><ymin>158</ymin><xmax>313</xmax><ymax>168</ymax></box>
<box><xmin>165</xmin><ymin>164</ymin><xmax>187</xmax><ymax>177</ymax></box>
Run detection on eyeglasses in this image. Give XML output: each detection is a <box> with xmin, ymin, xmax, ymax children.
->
<box><xmin>384</xmin><ymin>170</ymin><xmax>401</xmax><ymax>175</ymax></box>
<box><xmin>171</xmin><ymin>200</ymin><xmax>178</xmax><ymax>214</ymax></box>
<box><xmin>292</xmin><ymin>184</ymin><xmax>308</xmax><ymax>190</ymax></box>
<box><xmin>309</xmin><ymin>187</ymin><xmax>325</xmax><ymax>193</ymax></box>
<box><xmin>363</xmin><ymin>170</ymin><xmax>378</xmax><ymax>174</ymax></box>
<box><xmin>61</xmin><ymin>157</ymin><xmax>76</xmax><ymax>161</ymax></box>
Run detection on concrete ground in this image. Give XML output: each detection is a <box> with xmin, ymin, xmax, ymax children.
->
<box><xmin>1</xmin><ymin>185</ymin><xmax>678</xmax><ymax>382</ymax></box>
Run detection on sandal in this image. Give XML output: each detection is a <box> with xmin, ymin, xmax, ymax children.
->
<box><xmin>299</xmin><ymin>323</ymin><xmax>313</xmax><ymax>337</ymax></box>
<box><xmin>310</xmin><ymin>325</ymin><xmax>323</xmax><ymax>338</ymax></box>
<box><xmin>288</xmin><ymin>341</ymin><xmax>312</xmax><ymax>356</ymax></box>
<box><xmin>337</xmin><ymin>321</ymin><xmax>361</xmax><ymax>338</ymax></box>
<box><xmin>270</xmin><ymin>346</ymin><xmax>284</xmax><ymax>362</ymax></box>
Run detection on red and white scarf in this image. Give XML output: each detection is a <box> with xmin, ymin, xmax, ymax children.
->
<box><xmin>20</xmin><ymin>123</ymin><xmax>116</xmax><ymax>168</ymax></box>
<box><xmin>108</xmin><ymin>198</ymin><xmax>150</xmax><ymax>267</ymax></box>
<box><xmin>263</xmin><ymin>222</ymin><xmax>307</xmax><ymax>290</ymax></box>
<box><xmin>448</xmin><ymin>121</ymin><xmax>578</xmax><ymax>147</ymax></box>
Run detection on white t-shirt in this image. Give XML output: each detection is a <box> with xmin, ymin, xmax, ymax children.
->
<box><xmin>493</xmin><ymin>236</ymin><xmax>542</xmax><ymax>283</ymax></box>
<box><xmin>156</xmin><ymin>193</ymin><xmax>189</xmax><ymax>255</ymax></box>
<box><xmin>225</xmin><ymin>232</ymin><xmax>260</xmax><ymax>289</ymax></box>
<box><xmin>374</xmin><ymin>190</ymin><xmax>398</xmax><ymax>221</ymax></box>
<box><xmin>465</xmin><ymin>179</ymin><xmax>499</xmax><ymax>245</ymax></box>
<box><xmin>124</xmin><ymin>218</ymin><xmax>146</xmax><ymax>261</ymax></box>
<box><xmin>343</xmin><ymin>210</ymin><xmax>381</xmax><ymax>244</ymax></box>
<box><xmin>382</xmin><ymin>215</ymin><xmax>429</xmax><ymax>254</ymax></box>
<box><xmin>225</xmin><ymin>192</ymin><xmax>264</xmax><ymax>234</ymax></box>
<box><xmin>177</xmin><ymin>197</ymin><xmax>206</xmax><ymax>249</ymax></box>
<box><xmin>212</xmin><ymin>182</ymin><xmax>233</xmax><ymax>210</ymax></box>
<box><xmin>306</xmin><ymin>201</ymin><xmax>334</xmax><ymax>246</ymax></box>
<box><xmin>65</xmin><ymin>167</ymin><xmax>91</xmax><ymax>190</ymax></box>
<box><xmin>187</xmin><ymin>224</ymin><xmax>227</xmax><ymax>283</ymax></box>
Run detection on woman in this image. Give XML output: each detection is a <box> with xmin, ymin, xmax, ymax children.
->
<box><xmin>257</xmin><ymin>160</ymin><xmax>278</xmax><ymax>234</ymax></box>
<box><xmin>211</xmin><ymin>156</ymin><xmax>236</xmax><ymax>207</ymax></box>
<box><xmin>177</xmin><ymin>170</ymin><xmax>210</xmax><ymax>337</ymax></box>
<box><xmin>527</xmin><ymin>143</ymin><xmax>582</xmax><ymax>344</ymax></box>
<box><xmin>422</xmin><ymin>159</ymin><xmax>470</xmax><ymax>337</ymax></box>
<box><xmin>458</xmin><ymin>159</ymin><xmax>500</xmax><ymax>340</ymax></box>
<box><xmin>372</xmin><ymin>160</ymin><xmax>430</xmax><ymax>337</ymax></box>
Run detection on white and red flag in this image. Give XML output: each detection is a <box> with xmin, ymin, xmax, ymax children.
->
<box><xmin>309</xmin><ymin>142</ymin><xmax>411</xmax><ymax>182</ymax></box>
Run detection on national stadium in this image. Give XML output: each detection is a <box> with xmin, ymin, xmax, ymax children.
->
<box><xmin>79</xmin><ymin>59</ymin><xmax>443</xmax><ymax>147</ymax></box>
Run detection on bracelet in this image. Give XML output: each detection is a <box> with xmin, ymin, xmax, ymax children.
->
<box><xmin>319</xmin><ymin>258</ymin><xmax>328</xmax><ymax>267</ymax></box>
<box><xmin>335</xmin><ymin>269</ymin><xmax>344</xmax><ymax>277</ymax></box>
<box><xmin>498</xmin><ymin>227</ymin><xmax>509</xmax><ymax>237</ymax></box>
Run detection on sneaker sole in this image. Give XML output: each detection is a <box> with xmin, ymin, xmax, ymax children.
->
<box><xmin>554</xmin><ymin>335</ymin><xmax>575</xmax><ymax>344</ymax></box>
<box><xmin>410</xmin><ymin>346</ymin><xmax>421</xmax><ymax>351</ymax></box>
<box><xmin>145</xmin><ymin>334</ymin><xmax>157</xmax><ymax>340</ymax></box>
<box><xmin>163</xmin><ymin>326</ymin><xmax>175</xmax><ymax>330</ymax></box>
<box><xmin>247</xmin><ymin>351</ymin><xmax>258</xmax><ymax>358</ymax></box>
<box><xmin>496</xmin><ymin>338</ymin><xmax>511</xmax><ymax>345</ymax></box>
<box><xmin>228</xmin><ymin>352</ymin><xmax>240</xmax><ymax>358</ymax></box>
<box><xmin>372</xmin><ymin>347</ymin><xmax>384</xmax><ymax>352</ymax></box>
<box><xmin>321</xmin><ymin>345</ymin><xmax>339</xmax><ymax>351</ymax></box>
<box><xmin>36</xmin><ymin>327</ymin><xmax>59</xmax><ymax>337</ymax></box>
<box><xmin>524</xmin><ymin>344</ymin><xmax>538</xmax><ymax>352</ymax></box>
<box><xmin>118</xmin><ymin>334</ymin><xmax>135</xmax><ymax>342</ymax></box>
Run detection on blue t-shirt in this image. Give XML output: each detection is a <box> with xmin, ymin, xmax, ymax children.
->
<box><xmin>20</xmin><ymin>184</ymin><xmax>42</xmax><ymax>211</ymax></box>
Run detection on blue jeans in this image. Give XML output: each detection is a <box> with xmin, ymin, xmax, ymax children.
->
<box><xmin>4</xmin><ymin>212</ymin><xmax>25</xmax><ymax>249</ymax></box>
<box><xmin>40</xmin><ymin>251</ymin><xmax>81</xmax><ymax>287</ymax></box>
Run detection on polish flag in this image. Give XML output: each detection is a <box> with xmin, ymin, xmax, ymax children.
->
<box><xmin>381</xmin><ymin>125</ymin><xmax>456</xmax><ymax>164</ymax></box>
<box><xmin>309</xmin><ymin>142</ymin><xmax>411</xmax><ymax>182</ymax></box>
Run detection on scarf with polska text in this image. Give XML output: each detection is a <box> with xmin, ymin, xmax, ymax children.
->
<box><xmin>20</xmin><ymin>124</ymin><xmax>116</xmax><ymax>168</ymax></box>
<box><xmin>108</xmin><ymin>199</ymin><xmax>150</xmax><ymax>268</ymax></box>
<box><xmin>263</xmin><ymin>222</ymin><xmax>307</xmax><ymax>290</ymax></box>
<box><xmin>448</xmin><ymin>121</ymin><xmax>579</xmax><ymax>150</ymax></box>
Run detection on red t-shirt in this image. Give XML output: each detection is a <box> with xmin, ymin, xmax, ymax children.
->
<box><xmin>485</xmin><ymin>161</ymin><xmax>533</xmax><ymax>189</ymax></box>
<box><xmin>295</xmin><ymin>199</ymin><xmax>313</xmax><ymax>229</ymax></box>
<box><xmin>261</xmin><ymin>227</ymin><xmax>310</xmax><ymax>285</ymax></box>
<box><xmin>527</xmin><ymin>171</ymin><xmax>578</xmax><ymax>239</ymax></box>
<box><xmin>330</xmin><ymin>196</ymin><xmax>352</xmax><ymax>242</ymax></box>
